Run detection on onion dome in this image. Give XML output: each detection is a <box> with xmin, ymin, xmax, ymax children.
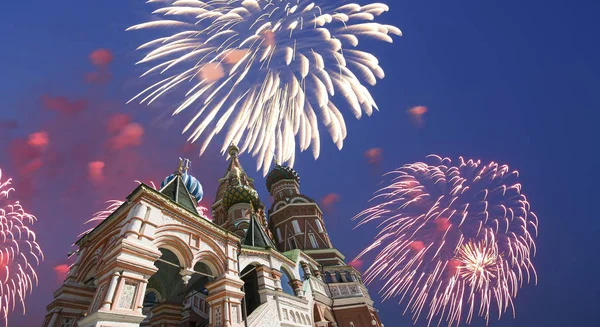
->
<box><xmin>161</xmin><ymin>159</ymin><xmax>203</xmax><ymax>203</ymax></box>
<box><xmin>222</xmin><ymin>175</ymin><xmax>260</xmax><ymax>212</ymax></box>
<box><xmin>266</xmin><ymin>164</ymin><xmax>300</xmax><ymax>192</ymax></box>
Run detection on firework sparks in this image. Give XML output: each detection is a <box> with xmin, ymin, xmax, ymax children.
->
<box><xmin>0</xmin><ymin>169</ymin><xmax>43</xmax><ymax>325</ymax></box>
<box><xmin>128</xmin><ymin>0</ymin><xmax>401</xmax><ymax>175</ymax></box>
<box><xmin>353</xmin><ymin>155</ymin><xmax>538</xmax><ymax>327</ymax></box>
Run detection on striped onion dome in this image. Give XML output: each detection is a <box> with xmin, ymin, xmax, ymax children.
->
<box><xmin>161</xmin><ymin>172</ymin><xmax>203</xmax><ymax>203</ymax></box>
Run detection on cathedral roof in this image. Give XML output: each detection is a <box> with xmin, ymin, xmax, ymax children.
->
<box><xmin>161</xmin><ymin>171</ymin><xmax>203</xmax><ymax>203</ymax></box>
<box><xmin>266</xmin><ymin>163</ymin><xmax>300</xmax><ymax>192</ymax></box>
<box><xmin>159</xmin><ymin>174</ymin><xmax>200</xmax><ymax>215</ymax></box>
<box><xmin>159</xmin><ymin>159</ymin><xmax>201</xmax><ymax>215</ymax></box>
<box><xmin>219</xmin><ymin>144</ymin><xmax>262</xmax><ymax>212</ymax></box>
<box><xmin>241</xmin><ymin>210</ymin><xmax>275</xmax><ymax>248</ymax></box>
<box><xmin>222</xmin><ymin>183</ymin><xmax>260</xmax><ymax>212</ymax></box>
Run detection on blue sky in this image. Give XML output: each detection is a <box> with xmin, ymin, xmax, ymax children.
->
<box><xmin>1</xmin><ymin>0</ymin><xmax>599</xmax><ymax>326</ymax></box>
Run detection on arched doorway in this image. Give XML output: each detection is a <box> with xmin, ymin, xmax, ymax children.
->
<box><xmin>143</xmin><ymin>249</ymin><xmax>215</xmax><ymax>327</ymax></box>
<box><xmin>183</xmin><ymin>262</ymin><xmax>214</xmax><ymax>327</ymax></box>
<box><xmin>240</xmin><ymin>265</ymin><xmax>260</xmax><ymax>316</ymax></box>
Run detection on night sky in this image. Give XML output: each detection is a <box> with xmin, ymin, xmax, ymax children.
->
<box><xmin>1</xmin><ymin>0</ymin><xmax>599</xmax><ymax>326</ymax></box>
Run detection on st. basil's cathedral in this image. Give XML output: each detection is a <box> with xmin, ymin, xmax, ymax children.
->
<box><xmin>42</xmin><ymin>145</ymin><xmax>383</xmax><ymax>327</ymax></box>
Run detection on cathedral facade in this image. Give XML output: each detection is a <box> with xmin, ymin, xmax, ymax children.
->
<box><xmin>42</xmin><ymin>145</ymin><xmax>383</xmax><ymax>327</ymax></box>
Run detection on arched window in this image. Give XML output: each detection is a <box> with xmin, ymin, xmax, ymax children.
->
<box><xmin>315</xmin><ymin>220</ymin><xmax>324</xmax><ymax>233</ymax></box>
<box><xmin>344</xmin><ymin>271</ymin><xmax>354</xmax><ymax>282</ymax></box>
<box><xmin>298</xmin><ymin>264</ymin><xmax>306</xmax><ymax>281</ymax></box>
<box><xmin>308</xmin><ymin>233</ymin><xmax>318</xmax><ymax>248</ymax></box>
<box><xmin>279</xmin><ymin>268</ymin><xmax>296</xmax><ymax>296</ymax></box>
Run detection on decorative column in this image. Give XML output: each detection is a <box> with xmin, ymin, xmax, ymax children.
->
<box><xmin>100</xmin><ymin>271</ymin><xmax>121</xmax><ymax>310</ymax></box>
<box><xmin>77</xmin><ymin>237</ymin><xmax>161</xmax><ymax>327</ymax></box>
<box><xmin>135</xmin><ymin>278</ymin><xmax>149</xmax><ymax>314</ymax></box>
<box><xmin>271</xmin><ymin>270</ymin><xmax>283</xmax><ymax>291</ymax></box>
<box><xmin>224</xmin><ymin>297</ymin><xmax>231</xmax><ymax>327</ymax></box>
<box><xmin>301</xmin><ymin>262</ymin><xmax>312</xmax><ymax>279</ymax></box>
<box><xmin>205</xmin><ymin>274</ymin><xmax>245</xmax><ymax>327</ymax></box>
<box><xmin>47</xmin><ymin>310</ymin><xmax>60</xmax><ymax>327</ymax></box>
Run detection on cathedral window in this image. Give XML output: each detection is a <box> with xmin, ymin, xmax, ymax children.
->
<box><xmin>280</xmin><ymin>268</ymin><xmax>296</xmax><ymax>295</ymax></box>
<box><xmin>344</xmin><ymin>271</ymin><xmax>354</xmax><ymax>282</ymax></box>
<box><xmin>308</xmin><ymin>233</ymin><xmax>318</xmax><ymax>248</ymax></box>
<box><xmin>288</xmin><ymin>237</ymin><xmax>297</xmax><ymax>250</ymax></box>
<box><xmin>276</xmin><ymin>228</ymin><xmax>282</xmax><ymax>242</ymax></box>
<box><xmin>316</xmin><ymin>220</ymin><xmax>324</xmax><ymax>233</ymax></box>
<box><xmin>292</xmin><ymin>220</ymin><xmax>301</xmax><ymax>234</ymax></box>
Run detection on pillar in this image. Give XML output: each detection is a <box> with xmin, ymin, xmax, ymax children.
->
<box><xmin>100</xmin><ymin>271</ymin><xmax>121</xmax><ymax>310</ymax></box>
<box><xmin>271</xmin><ymin>270</ymin><xmax>283</xmax><ymax>292</ymax></box>
<box><xmin>205</xmin><ymin>274</ymin><xmax>245</xmax><ymax>327</ymax></box>
<box><xmin>300</xmin><ymin>262</ymin><xmax>312</xmax><ymax>279</ymax></box>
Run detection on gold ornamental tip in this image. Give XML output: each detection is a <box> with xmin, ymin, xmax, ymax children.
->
<box><xmin>228</xmin><ymin>143</ymin><xmax>239</xmax><ymax>157</ymax></box>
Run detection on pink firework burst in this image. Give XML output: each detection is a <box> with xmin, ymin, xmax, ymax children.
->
<box><xmin>0</xmin><ymin>169</ymin><xmax>43</xmax><ymax>325</ymax></box>
<box><xmin>353</xmin><ymin>155</ymin><xmax>538</xmax><ymax>327</ymax></box>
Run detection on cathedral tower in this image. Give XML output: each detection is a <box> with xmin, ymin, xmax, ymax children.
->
<box><xmin>265</xmin><ymin>163</ymin><xmax>344</xmax><ymax>266</ymax></box>
<box><xmin>212</xmin><ymin>144</ymin><xmax>268</xmax><ymax>238</ymax></box>
<box><xmin>266</xmin><ymin>162</ymin><xmax>384</xmax><ymax>327</ymax></box>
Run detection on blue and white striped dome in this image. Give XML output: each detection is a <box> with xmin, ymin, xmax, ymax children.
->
<box><xmin>161</xmin><ymin>172</ymin><xmax>203</xmax><ymax>203</ymax></box>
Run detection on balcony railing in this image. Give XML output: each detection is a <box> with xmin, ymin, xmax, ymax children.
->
<box><xmin>327</xmin><ymin>282</ymin><xmax>364</xmax><ymax>299</ymax></box>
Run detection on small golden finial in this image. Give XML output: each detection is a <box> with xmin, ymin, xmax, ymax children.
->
<box><xmin>273</xmin><ymin>153</ymin><xmax>279</xmax><ymax>166</ymax></box>
<box><xmin>177</xmin><ymin>157</ymin><xmax>184</xmax><ymax>174</ymax></box>
<box><xmin>228</xmin><ymin>143</ymin><xmax>239</xmax><ymax>157</ymax></box>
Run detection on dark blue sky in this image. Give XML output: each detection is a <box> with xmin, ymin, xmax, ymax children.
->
<box><xmin>1</xmin><ymin>0</ymin><xmax>599</xmax><ymax>326</ymax></box>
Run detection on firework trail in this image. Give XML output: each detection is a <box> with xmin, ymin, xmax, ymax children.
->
<box><xmin>128</xmin><ymin>0</ymin><xmax>401</xmax><ymax>175</ymax></box>
<box><xmin>79</xmin><ymin>180</ymin><xmax>209</xmax><ymax>238</ymax></box>
<box><xmin>353</xmin><ymin>155</ymin><xmax>539</xmax><ymax>327</ymax></box>
<box><xmin>0</xmin><ymin>169</ymin><xmax>43</xmax><ymax>325</ymax></box>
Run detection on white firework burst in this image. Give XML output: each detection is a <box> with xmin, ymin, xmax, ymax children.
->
<box><xmin>128</xmin><ymin>0</ymin><xmax>401</xmax><ymax>174</ymax></box>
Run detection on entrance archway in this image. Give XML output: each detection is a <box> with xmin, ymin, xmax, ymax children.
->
<box><xmin>142</xmin><ymin>249</ymin><xmax>215</xmax><ymax>327</ymax></box>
